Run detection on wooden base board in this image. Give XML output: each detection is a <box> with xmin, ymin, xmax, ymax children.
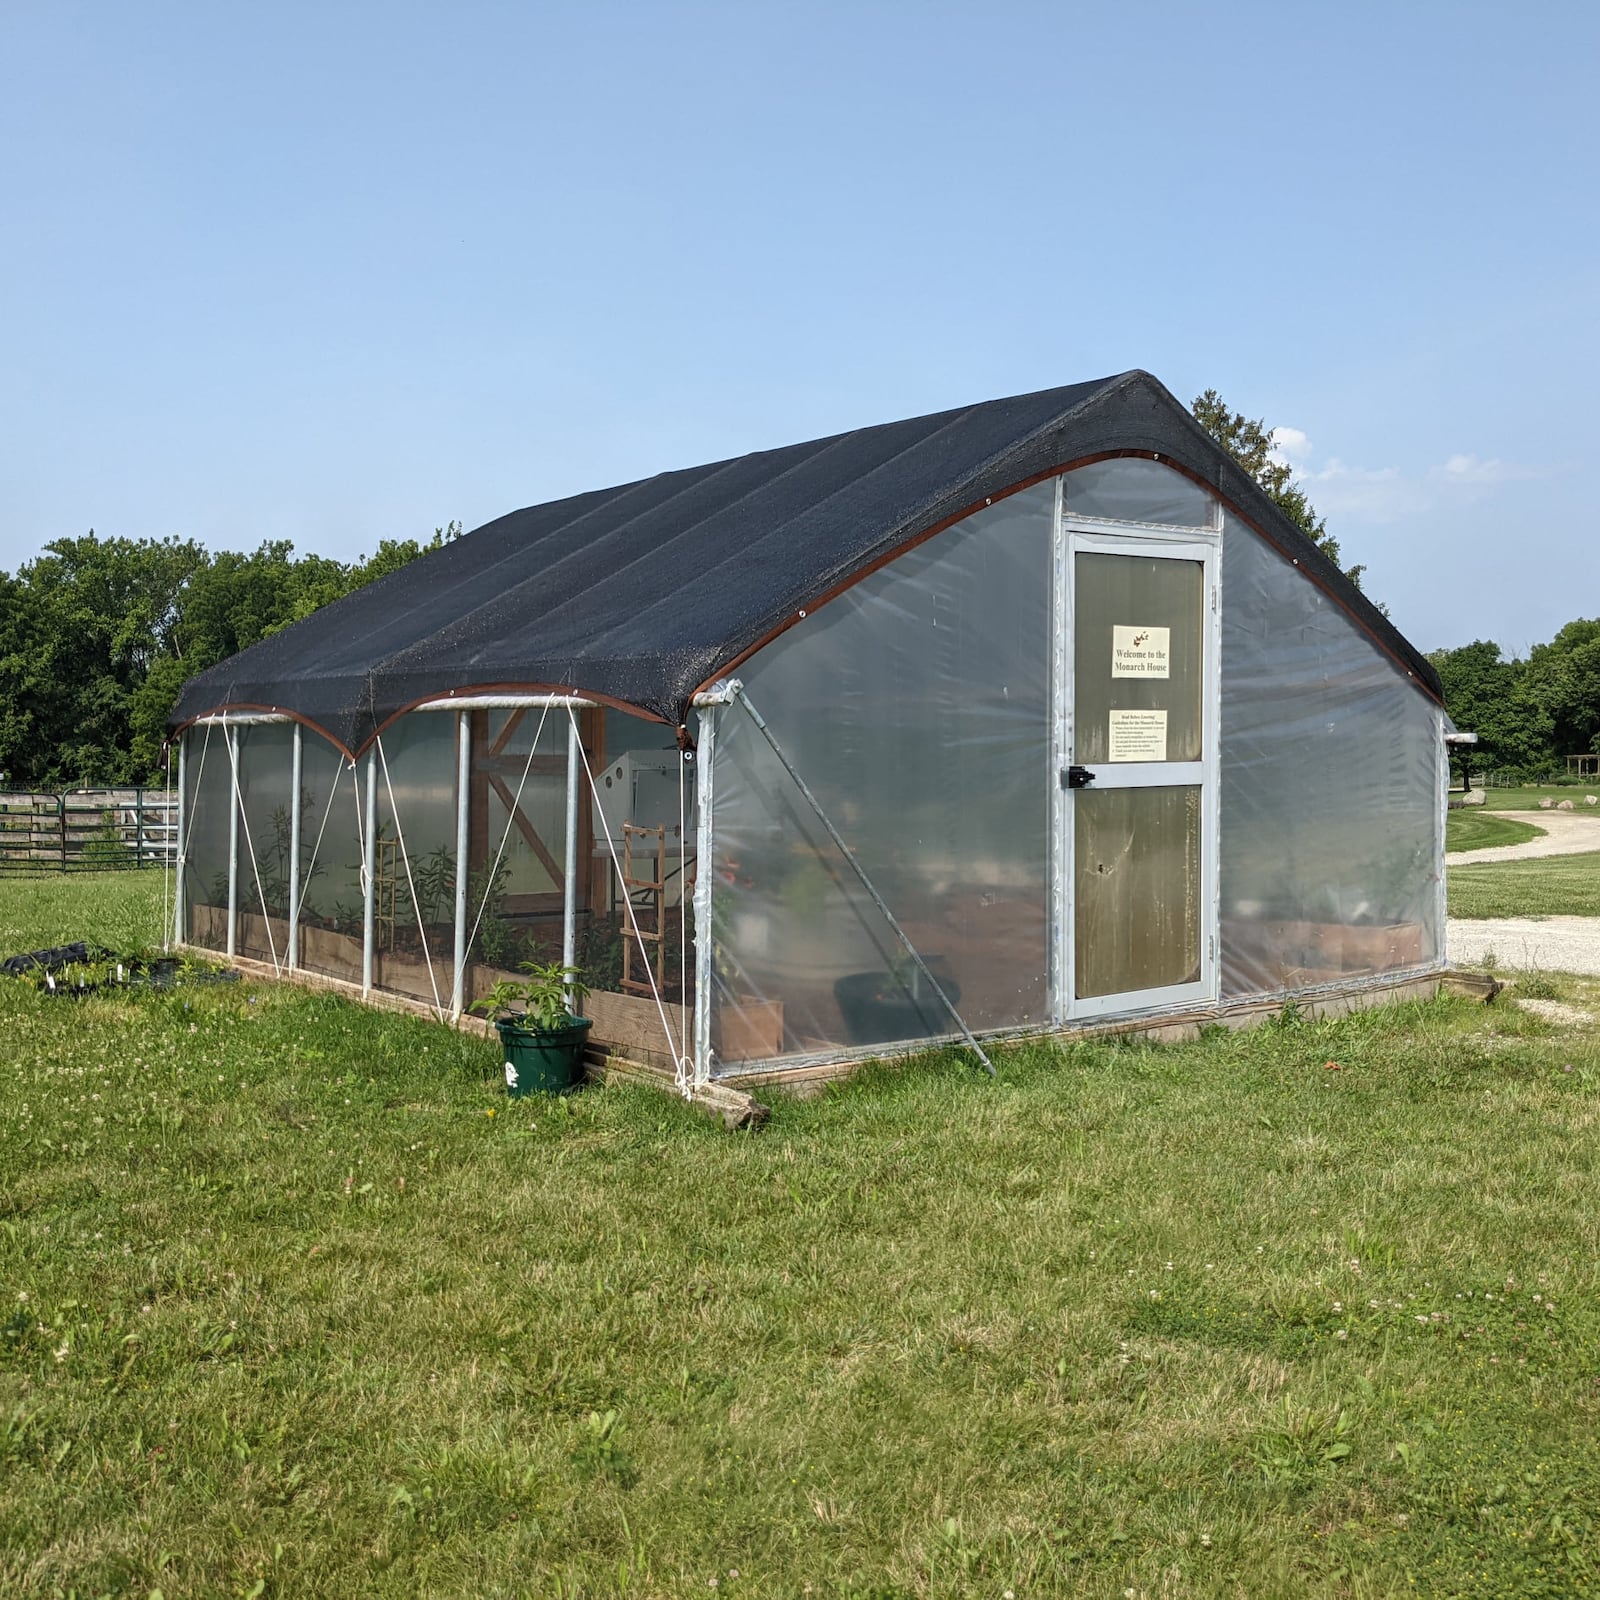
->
<box><xmin>720</xmin><ymin>970</ymin><xmax>1461</xmax><ymax>1096</ymax></box>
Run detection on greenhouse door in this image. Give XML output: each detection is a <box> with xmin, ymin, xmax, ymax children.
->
<box><xmin>1057</xmin><ymin>529</ymin><xmax>1219</xmax><ymax>1020</ymax></box>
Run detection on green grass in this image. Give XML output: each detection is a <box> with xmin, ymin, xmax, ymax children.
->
<box><xmin>1476</xmin><ymin>785</ymin><xmax>1600</xmax><ymax>812</ymax></box>
<box><xmin>5</xmin><ymin>875</ymin><xmax>1600</xmax><ymax>1597</ymax></box>
<box><xmin>0</xmin><ymin>867</ymin><xmax>171</xmax><ymax>955</ymax></box>
<box><xmin>1449</xmin><ymin>852</ymin><xmax>1600</xmax><ymax>920</ymax></box>
<box><xmin>1445</xmin><ymin>811</ymin><xmax>1543</xmax><ymax>853</ymax></box>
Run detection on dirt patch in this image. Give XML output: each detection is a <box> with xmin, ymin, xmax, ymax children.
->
<box><xmin>1515</xmin><ymin>997</ymin><xmax>1594</xmax><ymax>1027</ymax></box>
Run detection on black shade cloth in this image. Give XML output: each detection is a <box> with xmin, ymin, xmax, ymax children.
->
<box><xmin>170</xmin><ymin>370</ymin><xmax>1440</xmax><ymax>754</ymax></box>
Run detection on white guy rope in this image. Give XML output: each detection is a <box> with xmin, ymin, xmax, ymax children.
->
<box><xmin>567</xmin><ymin>703</ymin><xmax>690</xmax><ymax>1095</ymax></box>
<box><xmin>225</xmin><ymin>729</ymin><xmax>283</xmax><ymax>976</ymax></box>
<box><xmin>290</xmin><ymin>747</ymin><xmax>347</xmax><ymax>930</ymax></box>
<box><xmin>177</xmin><ymin>719</ymin><xmax>215</xmax><ymax>943</ymax></box>
<box><xmin>465</xmin><ymin>700</ymin><xmax>554</xmax><ymax>960</ymax></box>
<box><xmin>376</xmin><ymin>733</ymin><xmax>445</xmax><ymax>1020</ymax></box>
<box><xmin>351</xmin><ymin>755</ymin><xmax>367</xmax><ymax>896</ymax></box>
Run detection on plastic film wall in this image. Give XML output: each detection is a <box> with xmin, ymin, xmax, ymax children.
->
<box><xmin>181</xmin><ymin>723</ymin><xmax>233</xmax><ymax>952</ymax></box>
<box><xmin>1217</xmin><ymin>512</ymin><xmax>1443</xmax><ymax>996</ymax></box>
<box><xmin>709</xmin><ymin>484</ymin><xmax>1055</xmax><ymax>1067</ymax></box>
<box><xmin>373</xmin><ymin>714</ymin><xmax>459</xmax><ymax>1007</ymax></box>
<box><xmin>181</xmin><ymin>722</ymin><xmax>367</xmax><ymax>977</ymax></box>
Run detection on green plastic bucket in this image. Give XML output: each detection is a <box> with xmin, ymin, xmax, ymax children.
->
<box><xmin>495</xmin><ymin>1016</ymin><xmax>593</xmax><ymax>1096</ymax></box>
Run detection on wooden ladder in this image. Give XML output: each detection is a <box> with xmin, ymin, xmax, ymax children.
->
<box><xmin>619</xmin><ymin>822</ymin><xmax>666</xmax><ymax>998</ymax></box>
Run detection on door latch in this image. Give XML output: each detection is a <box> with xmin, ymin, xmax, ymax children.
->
<box><xmin>1063</xmin><ymin>766</ymin><xmax>1096</xmax><ymax>789</ymax></box>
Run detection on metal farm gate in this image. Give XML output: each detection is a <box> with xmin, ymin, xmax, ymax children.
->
<box><xmin>0</xmin><ymin>789</ymin><xmax>177</xmax><ymax>874</ymax></box>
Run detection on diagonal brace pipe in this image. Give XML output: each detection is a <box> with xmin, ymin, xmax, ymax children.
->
<box><xmin>731</xmin><ymin>685</ymin><xmax>994</xmax><ymax>1076</ymax></box>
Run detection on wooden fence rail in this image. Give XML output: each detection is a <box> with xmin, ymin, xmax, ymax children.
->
<box><xmin>0</xmin><ymin>788</ymin><xmax>178</xmax><ymax>873</ymax></box>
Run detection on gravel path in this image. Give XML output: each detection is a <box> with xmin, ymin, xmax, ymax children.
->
<box><xmin>1447</xmin><ymin>916</ymin><xmax>1600</xmax><ymax>975</ymax></box>
<box><xmin>1450</xmin><ymin>809</ymin><xmax>1600</xmax><ymax>865</ymax></box>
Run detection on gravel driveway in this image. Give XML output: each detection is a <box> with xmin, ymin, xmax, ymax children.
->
<box><xmin>1447</xmin><ymin>916</ymin><xmax>1600</xmax><ymax>975</ymax></box>
<box><xmin>1451</xmin><ymin>809</ymin><xmax>1600</xmax><ymax>865</ymax></box>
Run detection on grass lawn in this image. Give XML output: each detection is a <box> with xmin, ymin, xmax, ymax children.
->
<box><xmin>1444</xmin><ymin>811</ymin><xmax>1543</xmax><ymax>853</ymax></box>
<box><xmin>5</xmin><ymin>875</ymin><xmax>1600</xmax><ymax>1597</ymax></box>
<box><xmin>1449</xmin><ymin>852</ymin><xmax>1600</xmax><ymax>921</ymax></box>
<box><xmin>1476</xmin><ymin>785</ymin><xmax>1600</xmax><ymax>813</ymax></box>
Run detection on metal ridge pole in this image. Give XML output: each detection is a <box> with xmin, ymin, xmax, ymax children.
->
<box><xmin>173</xmin><ymin>735</ymin><xmax>187</xmax><ymax>948</ymax></box>
<box><xmin>226</xmin><ymin>729</ymin><xmax>239</xmax><ymax>960</ymax></box>
<box><xmin>691</xmin><ymin>703</ymin><xmax>717</xmax><ymax>1087</ymax></box>
<box><xmin>452</xmin><ymin>710</ymin><xmax>471</xmax><ymax>1019</ymax></box>
<box><xmin>288</xmin><ymin>725</ymin><xmax>302</xmax><ymax>971</ymax></box>
<box><xmin>731</xmin><ymin>686</ymin><xmax>994</xmax><ymax>1076</ymax></box>
<box><xmin>562</xmin><ymin>713</ymin><xmax>580</xmax><ymax>1008</ymax></box>
<box><xmin>362</xmin><ymin>749</ymin><xmax>377</xmax><ymax>997</ymax></box>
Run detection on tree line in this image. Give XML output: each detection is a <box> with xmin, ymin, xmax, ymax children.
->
<box><xmin>1429</xmin><ymin>625</ymin><xmax>1600</xmax><ymax>778</ymax></box>
<box><xmin>0</xmin><ymin>526</ymin><xmax>458</xmax><ymax>789</ymax></box>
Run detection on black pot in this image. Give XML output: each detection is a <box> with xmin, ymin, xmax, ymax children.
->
<box><xmin>833</xmin><ymin>970</ymin><xmax>961</xmax><ymax>1046</ymax></box>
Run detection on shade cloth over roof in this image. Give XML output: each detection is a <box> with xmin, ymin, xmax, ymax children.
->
<box><xmin>171</xmin><ymin>369</ymin><xmax>1441</xmax><ymax>755</ymax></box>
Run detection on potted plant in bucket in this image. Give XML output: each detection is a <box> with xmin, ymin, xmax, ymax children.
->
<box><xmin>471</xmin><ymin>961</ymin><xmax>593</xmax><ymax>1096</ymax></box>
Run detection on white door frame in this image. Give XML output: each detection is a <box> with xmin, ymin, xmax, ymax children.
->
<box><xmin>1050</xmin><ymin>513</ymin><xmax>1222</xmax><ymax>1023</ymax></box>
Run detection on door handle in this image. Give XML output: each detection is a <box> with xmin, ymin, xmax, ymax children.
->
<box><xmin>1064</xmin><ymin>766</ymin><xmax>1096</xmax><ymax>789</ymax></box>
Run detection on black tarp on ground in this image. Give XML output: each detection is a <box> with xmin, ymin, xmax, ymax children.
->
<box><xmin>170</xmin><ymin>369</ymin><xmax>1441</xmax><ymax>754</ymax></box>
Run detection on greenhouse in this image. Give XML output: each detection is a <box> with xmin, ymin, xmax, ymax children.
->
<box><xmin>169</xmin><ymin>369</ymin><xmax>1449</xmax><ymax>1089</ymax></box>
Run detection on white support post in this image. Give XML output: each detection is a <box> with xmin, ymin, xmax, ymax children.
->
<box><xmin>692</xmin><ymin>704</ymin><xmax>717</xmax><ymax>1088</ymax></box>
<box><xmin>173</xmin><ymin>734</ymin><xmax>187</xmax><ymax>948</ymax></box>
<box><xmin>362</xmin><ymin>749</ymin><xmax>377</xmax><ymax>996</ymax></box>
<box><xmin>226</xmin><ymin>728</ymin><xmax>239</xmax><ymax>960</ymax></box>
<box><xmin>452</xmin><ymin>710</ymin><xmax>471</xmax><ymax>1018</ymax></box>
<box><xmin>562</xmin><ymin>712</ymin><xmax>581</xmax><ymax>1006</ymax></box>
<box><xmin>288</xmin><ymin>724</ymin><xmax>302</xmax><ymax>971</ymax></box>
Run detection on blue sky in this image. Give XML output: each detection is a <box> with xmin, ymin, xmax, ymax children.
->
<box><xmin>2</xmin><ymin>1</ymin><xmax>1595</xmax><ymax>655</ymax></box>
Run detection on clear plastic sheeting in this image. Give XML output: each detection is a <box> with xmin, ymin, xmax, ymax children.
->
<box><xmin>1063</xmin><ymin>458</ymin><xmax>1217</xmax><ymax>528</ymax></box>
<box><xmin>374</xmin><ymin>713</ymin><xmax>459</xmax><ymax>1009</ymax></box>
<box><xmin>709</xmin><ymin>484</ymin><xmax>1055</xmax><ymax>1069</ymax></box>
<box><xmin>1217</xmin><ymin>513</ymin><xmax>1443</xmax><ymax>996</ymax></box>
<box><xmin>465</xmin><ymin>707</ymin><xmax>570</xmax><ymax>985</ymax></box>
<box><xmin>181</xmin><ymin>725</ymin><xmax>233</xmax><ymax>952</ymax></box>
<box><xmin>231</xmin><ymin>723</ymin><xmax>296</xmax><ymax>965</ymax></box>
<box><xmin>293</xmin><ymin>735</ymin><xmax>365</xmax><ymax>986</ymax></box>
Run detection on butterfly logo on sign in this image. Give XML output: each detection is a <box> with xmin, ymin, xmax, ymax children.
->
<box><xmin>1132</xmin><ymin>630</ymin><xmax>1150</xmax><ymax>648</ymax></box>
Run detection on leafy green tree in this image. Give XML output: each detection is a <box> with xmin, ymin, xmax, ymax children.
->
<box><xmin>1428</xmin><ymin>639</ymin><xmax>1553</xmax><ymax>775</ymax></box>
<box><xmin>0</xmin><ymin>534</ymin><xmax>206</xmax><ymax>786</ymax></box>
<box><xmin>1191</xmin><ymin>389</ymin><xmax>1366</xmax><ymax>590</ymax></box>
<box><xmin>1527</xmin><ymin>619</ymin><xmax>1600</xmax><ymax>759</ymax></box>
<box><xmin>1</xmin><ymin>523</ymin><xmax>459</xmax><ymax>789</ymax></box>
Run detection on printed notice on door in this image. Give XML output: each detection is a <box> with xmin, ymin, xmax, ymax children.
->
<box><xmin>1108</xmin><ymin>709</ymin><xmax>1168</xmax><ymax>762</ymax></box>
<box><xmin>1112</xmin><ymin>624</ymin><xmax>1171</xmax><ymax>678</ymax></box>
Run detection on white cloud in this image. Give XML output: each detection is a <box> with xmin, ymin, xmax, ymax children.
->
<box><xmin>1269</xmin><ymin>425</ymin><xmax>1313</xmax><ymax>465</ymax></box>
<box><xmin>1432</xmin><ymin>453</ymin><xmax>1538</xmax><ymax>487</ymax></box>
<box><xmin>1253</xmin><ymin>431</ymin><xmax>1547</xmax><ymax>524</ymax></box>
